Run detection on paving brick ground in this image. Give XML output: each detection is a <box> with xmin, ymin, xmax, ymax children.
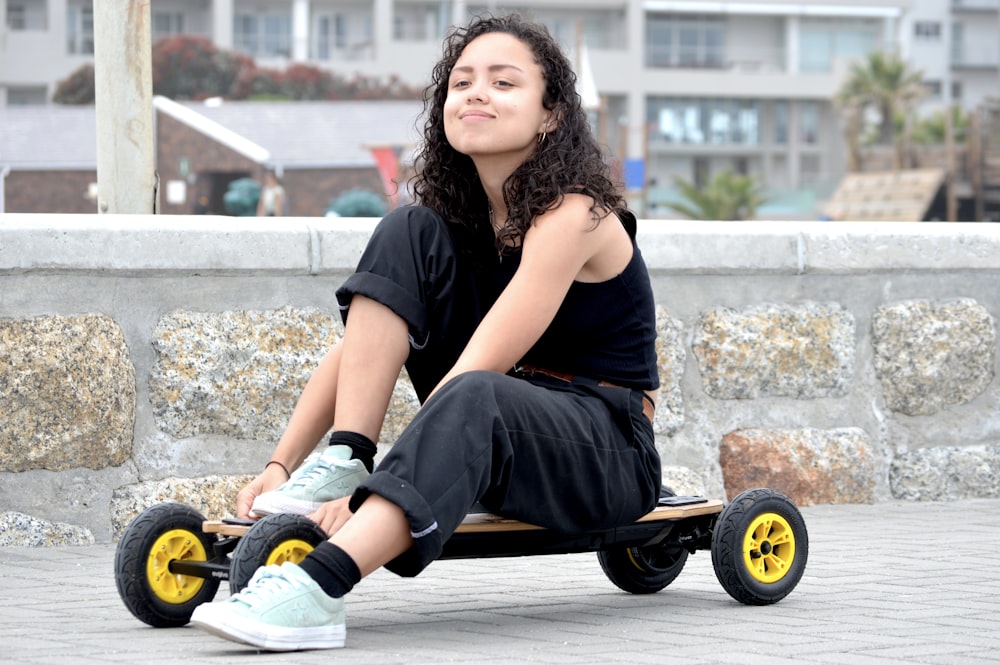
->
<box><xmin>2</xmin><ymin>499</ymin><xmax>999</xmax><ymax>664</ymax></box>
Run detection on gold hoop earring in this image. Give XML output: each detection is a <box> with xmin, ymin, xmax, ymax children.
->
<box><xmin>538</xmin><ymin>131</ymin><xmax>547</xmax><ymax>144</ymax></box>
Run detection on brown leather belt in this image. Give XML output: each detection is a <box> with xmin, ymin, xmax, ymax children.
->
<box><xmin>513</xmin><ymin>364</ymin><xmax>655</xmax><ymax>424</ymax></box>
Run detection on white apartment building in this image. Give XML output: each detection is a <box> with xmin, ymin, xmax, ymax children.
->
<box><xmin>2</xmin><ymin>0</ymin><xmax>998</xmax><ymax>217</ymax></box>
<box><xmin>905</xmin><ymin>0</ymin><xmax>1000</xmax><ymax>112</ymax></box>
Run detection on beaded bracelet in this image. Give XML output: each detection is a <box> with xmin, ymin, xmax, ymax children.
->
<box><xmin>265</xmin><ymin>460</ymin><xmax>291</xmax><ymax>479</ymax></box>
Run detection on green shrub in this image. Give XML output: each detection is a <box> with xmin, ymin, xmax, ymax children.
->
<box><xmin>223</xmin><ymin>178</ymin><xmax>261</xmax><ymax>216</ymax></box>
<box><xmin>327</xmin><ymin>189</ymin><xmax>388</xmax><ymax>217</ymax></box>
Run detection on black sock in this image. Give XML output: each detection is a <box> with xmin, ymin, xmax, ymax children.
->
<box><xmin>298</xmin><ymin>541</ymin><xmax>362</xmax><ymax>599</ymax></box>
<box><xmin>328</xmin><ymin>430</ymin><xmax>377</xmax><ymax>473</ymax></box>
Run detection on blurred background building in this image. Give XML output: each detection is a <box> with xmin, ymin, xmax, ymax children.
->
<box><xmin>1</xmin><ymin>0</ymin><xmax>998</xmax><ymax>218</ymax></box>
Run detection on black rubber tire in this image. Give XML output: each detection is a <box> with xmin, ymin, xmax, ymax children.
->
<box><xmin>598</xmin><ymin>543</ymin><xmax>689</xmax><ymax>594</ymax></box>
<box><xmin>114</xmin><ymin>502</ymin><xmax>221</xmax><ymax>627</ymax></box>
<box><xmin>228</xmin><ymin>513</ymin><xmax>328</xmax><ymax>593</ymax></box>
<box><xmin>711</xmin><ymin>488</ymin><xmax>808</xmax><ymax>605</ymax></box>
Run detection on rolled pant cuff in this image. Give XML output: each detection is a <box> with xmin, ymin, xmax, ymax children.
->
<box><xmin>348</xmin><ymin>470</ymin><xmax>445</xmax><ymax>577</ymax></box>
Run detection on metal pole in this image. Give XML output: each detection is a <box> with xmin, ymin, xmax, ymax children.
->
<box><xmin>0</xmin><ymin>165</ymin><xmax>10</xmax><ymax>213</ymax></box>
<box><xmin>946</xmin><ymin>103</ymin><xmax>957</xmax><ymax>221</ymax></box>
<box><xmin>93</xmin><ymin>0</ymin><xmax>156</xmax><ymax>214</ymax></box>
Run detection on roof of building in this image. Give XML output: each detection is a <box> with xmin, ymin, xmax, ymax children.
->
<box><xmin>166</xmin><ymin>98</ymin><xmax>424</xmax><ymax>169</ymax></box>
<box><xmin>0</xmin><ymin>99</ymin><xmax>425</xmax><ymax>171</ymax></box>
<box><xmin>0</xmin><ymin>105</ymin><xmax>100</xmax><ymax>169</ymax></box>
<box><xmin>822</xmin><ymin>168</ymin><xmax>946</xmax><ymax>222</ymax></box>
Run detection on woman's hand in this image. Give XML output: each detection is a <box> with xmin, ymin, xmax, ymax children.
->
<box><xmin>308</xmin><ymin>497</ymin><xmax>354</xmax><ymax>537</ymax></box>
<box><xmin>236</xmin><ymin>464</ymin><xmax>290</xmax><ymax>519</ymax></box>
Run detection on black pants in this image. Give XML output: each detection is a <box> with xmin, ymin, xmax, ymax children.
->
<box><xmin>336</xmin><ymin>206</ymin><xmax>661</xmax><ymax>576</ymax></box>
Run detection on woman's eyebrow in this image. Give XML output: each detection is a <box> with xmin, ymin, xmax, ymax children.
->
<box><xmin>450</xmin><ymin>63</ymin><xmax>525</xmax><ymax>75</ymax></box>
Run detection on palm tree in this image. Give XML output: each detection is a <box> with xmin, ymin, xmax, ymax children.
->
<box><xmin>911</xmin><ymin>106</ymin><xmax>969</xmax><ymax>145</ymax></box>
<box><xmin>835</xmin><ymin>51</ymin><xmax>927</xmax><ymax>170</ymax></box>
<box><xmin>666</xmin><ymin>171</ymin><xmax>768</xmax><ymax>221</ymax></box>
<box><xmin>834</xmin><ymin>77</ymin><xmax>867</xmax><ymax>173</ymax></box>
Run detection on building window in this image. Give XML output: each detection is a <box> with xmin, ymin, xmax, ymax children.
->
<box><xmin>951</xmin><ymin>81</ymin><xmax>963</xmax><ymax>102</ymax></box>
<box><xmin>800</xmin><ymin>154</ymin><xmax>822</xmax><ymax>184</ymax></box>
<box><xmin>800</xmin><ymin>102</ymin><xmax>819</xmax><ymax>145</ymax></box>
<box><xmin>335</xmin><ymin>15</ymin><xmax>349</xmax><ymax>49</ymax></box>
<box><xmin>738</xmin><ymin>105</ymin><xmax>759</xmax><ymax>145</ymax></box>
<box><xmin>646</xmin><ymin>18</ymin><xmax>673</xmax><ymax>67</ymax></box>
<box><xmin>799</xmin><ymin>18</ymin><xmax>879</xmax><ymax>73</ymax></box>
<box><xmin>914</xmin><ymin>21</ymin><xmax>941</xmax><ymax>41</ymax></box>
<box><xmin>694</xmin><ymin>157</ymin><xmax>709</xmax><ymax>188</ymax></box>
<box><xmin>646</xmin><ymin>14</ymin><xmax>725</xmax><ymax>68</ymax></box>
<box><xmin>67</xmin><ymin>1</ymin><xmax>94</xmax><ymax>55</ymax></box>
<box><xmin>923</xmin><ymin>79</ymin><xmax>942</xmax><ymax>98</ymax></box>
<box><xmin>393</xmin><ymin>1</ymin><xmax>451</xmax><ymax>41</ymax></box>
<box><xmin>152</xmin><ymin>12</ymin><xmax>185</xmax><ymax>43</ymax></box>
<box><xmin>774</xmin><ymin>102</ymin><xmax>789</xmax><ymax>144</ymax></box>
<box><xmin>234</xmin><ymin>15</ymin><xmax>257</xmax><ymax>54</ymax></box>
<box><xmin>467</xmin><ymin>6</ymin><xmax>625</xmax><ymax>50</ymax></box>
<box><xmin>313</xmin><ymin>12</ymin><xmax>373</xmax><ymax>61</ymax></box>
<box><xmin>7</xmin><ymin>0</ymin><xmax>46</xmax><ymax>30</ymax></box>
<box><xmin>950</xmin><ymin>23</ymin><xmax>964</xmax><ymax>65</ymax></box>
<box><xmin>650</xmin><ymin>98</ymin><xmax>760</xmax><ymax>146</ymax></box>
<box><xmin>264</xmin><ymin>15</ymin><xmax>291</xmax><ymax>57</ymax></box>
<box><xmin>7</xmin><ymin>4</ymin><xmax>25</xmax><ymax>29</ymax></box>
<box><xmin>7</xmin><ymin>86</ymin><xmax>48</xmax><ymax>105</ymax></box>
<box><xmin>316</xmin><ymin>16</ymin><xmax>331</xmax><ymax>59</ymax></box>
<box><xmin>234</xmin><ymin>12</ymin><xmax>292</xmax><ymax>58</ymax></box>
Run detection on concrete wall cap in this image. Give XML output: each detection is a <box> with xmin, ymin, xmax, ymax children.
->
<box><xmin>4</xmin><ymin>215</ymin><xmax>1000</xmax><ymax>275</ymax></box>
<box><xmin>0</xmin><ymin>215</ymin><xmax>379</xmax><ymax>275</ymax></box>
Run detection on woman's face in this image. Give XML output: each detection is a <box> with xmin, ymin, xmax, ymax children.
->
<box><xmin>443</xmin><ymin>32</ymin><xmax>552</xmax><ymax>164</ymax></box>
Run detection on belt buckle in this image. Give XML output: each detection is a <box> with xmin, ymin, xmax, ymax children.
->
<box><xmin>514</xmin><ymin>364</ymin><xmax>548</xmax><ymax>379</ymax></box>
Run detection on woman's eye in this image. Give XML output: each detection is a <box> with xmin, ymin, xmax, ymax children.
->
<box><xmin>494</xmin><ymin>80</ymin><xmax>513</xmax><ymax>88</ymax></box>
<box><xmin>451</xmin><ymin>80</ymin><xmax>469</xmax><ymax>89</ymax></box>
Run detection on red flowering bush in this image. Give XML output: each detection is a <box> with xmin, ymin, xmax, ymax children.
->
<box><xmin>52</xmin><ymin>63</ymin><xmax>96</xmax><ymax>104</ymax></box>
<box><xmin>52</xmin><ymin>35</ymin><xmax>423</xmax><ymax>104</ymax></box>
<box><xmin>152</xmin><ymin>35</ymin><xmax>257</xmax><ymax>100</ymax></box>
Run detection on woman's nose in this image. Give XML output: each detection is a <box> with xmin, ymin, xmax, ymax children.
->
<box><xmin>467</xmin><ymin>84</ymin><xmax>486</xmax><ymax>103</ymax></box>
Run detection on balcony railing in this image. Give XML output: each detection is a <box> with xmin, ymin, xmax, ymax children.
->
<box><xmin>951</xmin><ymin>0</ymin><xmax>999</xmax><ymax>11</ymax></box>
<box><xmin>646</xmin><ymin>46</ymin><xmax>787</xmax><ymax>72</ymax></box>
<box><xmin>952</xmin><ymin>46</ymin><xmax>1000</xmax><ymax>69</ymax></box>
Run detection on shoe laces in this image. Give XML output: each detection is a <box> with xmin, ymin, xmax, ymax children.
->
<box><xmin>229</xmin><ymin>565</ymin><xmax>310</xmax><ymax>609</ymax></box>
<box><xmin>286</xmin><ymin>456</ymin><xmax>356</xmax><ymax>489</ymax></box>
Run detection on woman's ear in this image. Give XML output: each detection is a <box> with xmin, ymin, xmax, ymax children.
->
<box><xmin>541</xmin><ymin>111</ymin><xmax>559</xmax><ymax>133</ymax></box>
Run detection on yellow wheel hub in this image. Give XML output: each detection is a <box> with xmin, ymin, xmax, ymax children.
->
<box><xmin>264</xmin><ymin>539</ymin><xmax>315</xmax><ymax>567</ymax></box>
<box><xmin>145</xmin><ymin>529</ymin><xmax>208</xmax><ymax>604</ymax></box>
<box><xmin>742</xmin><ymin>512</ymin><xmax>796</xmax><ymax>583</ymax></box>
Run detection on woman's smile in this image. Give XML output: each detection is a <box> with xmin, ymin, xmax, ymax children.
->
<box><xmin>459</xmin><ymin>110</ymin><xmax>494</xmax><ymax>121</ymax></box>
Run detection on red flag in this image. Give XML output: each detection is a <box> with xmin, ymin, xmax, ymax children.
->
<box><xmin>370</xmin><ymin>146</ymin><xmax>401</xmax><ymax>208</ymax></box>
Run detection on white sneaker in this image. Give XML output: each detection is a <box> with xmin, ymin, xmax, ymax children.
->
<box><xmin>190</xmin><ymin>563</ymin><xmax>345</xmax><ymax>651</ymax></box>
<box><xmin>251</xmin><ymin>445</ymin><xmax>368</xmax><ymax>517</ymax></box>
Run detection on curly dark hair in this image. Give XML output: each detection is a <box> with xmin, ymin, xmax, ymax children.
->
<box><xmin>410</xmin><ymin>14</ymin><xmax>625</xmax><ymax>259</ymax></box>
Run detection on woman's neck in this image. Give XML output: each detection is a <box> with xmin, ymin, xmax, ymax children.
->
<box><xmin>471</xmin><ymin>151</ymin><xmax>525</xmax><ymax>218</ymax></box>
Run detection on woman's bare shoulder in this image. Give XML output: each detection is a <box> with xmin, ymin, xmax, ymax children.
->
<box><xmin>533</xmin><ymin>193</ymin><xmax>603</xmax><ymax>228</ymax></box>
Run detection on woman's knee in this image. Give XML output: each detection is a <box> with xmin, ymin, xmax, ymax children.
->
<box><xmin>436</xmin><ymin>370</ymin><xmax>507</xmax><ymax>402</ymax></box>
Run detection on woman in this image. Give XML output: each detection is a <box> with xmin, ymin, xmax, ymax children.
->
<box><xmin>256</xmin><ymin>171</ymin><xmax>285</xmax><ymax>216</ymax></box>
<box><xmin>191</xmin><ymin>14</ymin><xmax>661</xmax><ymax>651</ymax></box>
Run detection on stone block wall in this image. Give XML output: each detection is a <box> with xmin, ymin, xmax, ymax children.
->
<box><xmin>2</xmin><ymin>215</ymin><xmax>1000</xmax><ymax>546</ymax></box>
